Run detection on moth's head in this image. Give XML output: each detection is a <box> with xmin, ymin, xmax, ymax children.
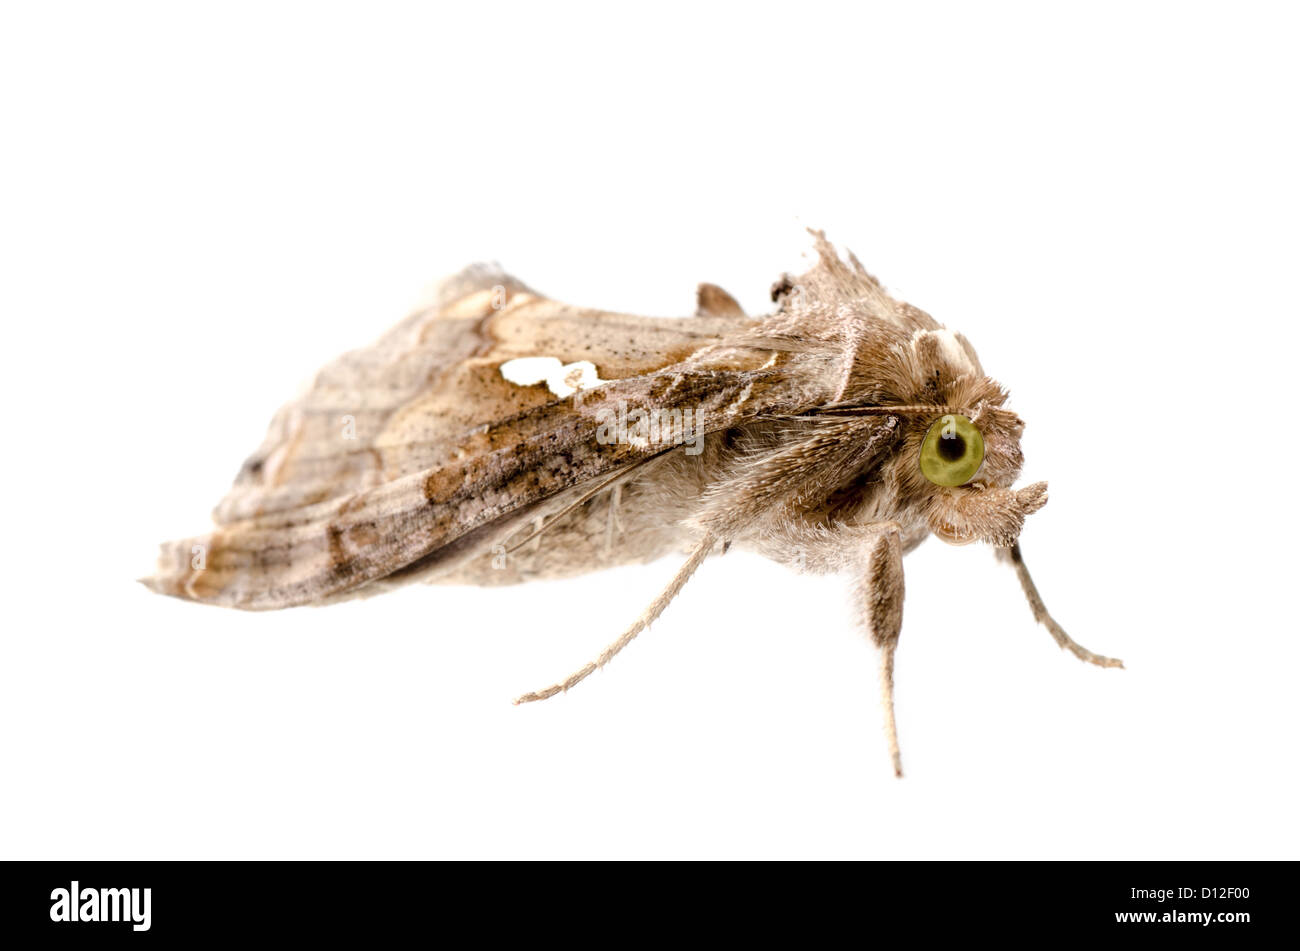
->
<box><xmin>899</xmin><ymin>401</ymin><xmax>1046</xmax><ymax>548</ymax></box>
<box><xmin>780</xmin><ymin>238</ymin><xmax>1051</xmax><ymax>548</ymax></box>
<box><xmin>847</xmin><ymin>323</ymin><xmax>1042</xmax><ymax>548</ymax></box>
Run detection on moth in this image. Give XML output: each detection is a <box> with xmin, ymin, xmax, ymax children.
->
<box><xmin>146</xmin><ymin>231</ymin><xmax>1122</xmax><ymax>776</ymax></box>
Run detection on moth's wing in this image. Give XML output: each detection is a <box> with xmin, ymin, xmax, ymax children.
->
<box><xmin>146</xmin><ymin>267</ymin><xmax>828</xmax><ymax>609</ymax></box>
<box><xmin>206</xmin><ymin>266</ymin><xmax>723</xmax><ymax>523</ymax></box>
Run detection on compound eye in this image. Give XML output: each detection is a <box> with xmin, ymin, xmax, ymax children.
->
<box><xmin>919</xmin><ymin>414</ymin><xmax>985</xmax><ymax>487</ymax></box>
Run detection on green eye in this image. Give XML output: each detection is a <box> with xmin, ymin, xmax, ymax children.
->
<box><xmin>919</xmin><ymin>414</ymin><xmax>985</xmax><ymax>487</ymax></box>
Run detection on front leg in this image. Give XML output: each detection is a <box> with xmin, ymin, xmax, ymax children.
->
<box><xmin>854</xmin><ymin>522</ymin><xmax>906</xmax><ymax>778</ymax></box>
<box><xmin>999</xmin><ymin>542</ymin><xmax>1123</xmax><ymax>669</ymax></box>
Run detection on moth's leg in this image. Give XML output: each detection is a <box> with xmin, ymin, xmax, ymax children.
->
<box><xmin>998</xmin><ymin>542</ymin><xmax>1124</xmax><ymax>669</ymax></box>
<box><xmin>513</xmin><ymin>534</ymin><xmax>716</xmax><ymax>704</ymax></box>
<box><xmin>855</xmin><ymin>522</ymin><xmax>906</xmax><ymax>778</ymax></box>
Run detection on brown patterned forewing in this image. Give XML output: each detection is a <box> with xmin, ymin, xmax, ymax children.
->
<box><xmin>146</xmin><ymin>266</ymin><xmax>824</xmax><ymax>608</ymax></box>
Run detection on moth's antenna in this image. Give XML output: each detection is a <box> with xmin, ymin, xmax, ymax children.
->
<box><xmin>513</xmin><ymin>534</ymin><xmax>717</xmax><ymax>704</ymax></box>
<box><xmin>786</xmin><ymin>403</ymin><xmax>956</xmax><ymax>420</ymax></box>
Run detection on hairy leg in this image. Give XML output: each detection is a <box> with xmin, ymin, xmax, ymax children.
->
<box><xmin>999</xmin><ymin>542</ymin><xmax>1123</xmax><ymax>669</ymax></box>
<box><xmin>513</xmin><ymin>534</ymin><xmax>717</xmax><ymax>704</ymax></box>
<box><xmin>855</xmin><ymin>522</ymin><xmax>906</xmax><ymax>778</ymax></box>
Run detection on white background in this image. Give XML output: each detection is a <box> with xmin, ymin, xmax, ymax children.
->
<box><xmin>2</xmin><ymin>2</ymin><xmax>1297</xmax><ymax>859</ymax></box>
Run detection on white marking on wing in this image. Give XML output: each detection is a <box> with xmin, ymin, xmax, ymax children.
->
<box><xmin>500</xmin><ymin>357</ymin><xmax>608</xmax><ymax>398</ymax></box>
